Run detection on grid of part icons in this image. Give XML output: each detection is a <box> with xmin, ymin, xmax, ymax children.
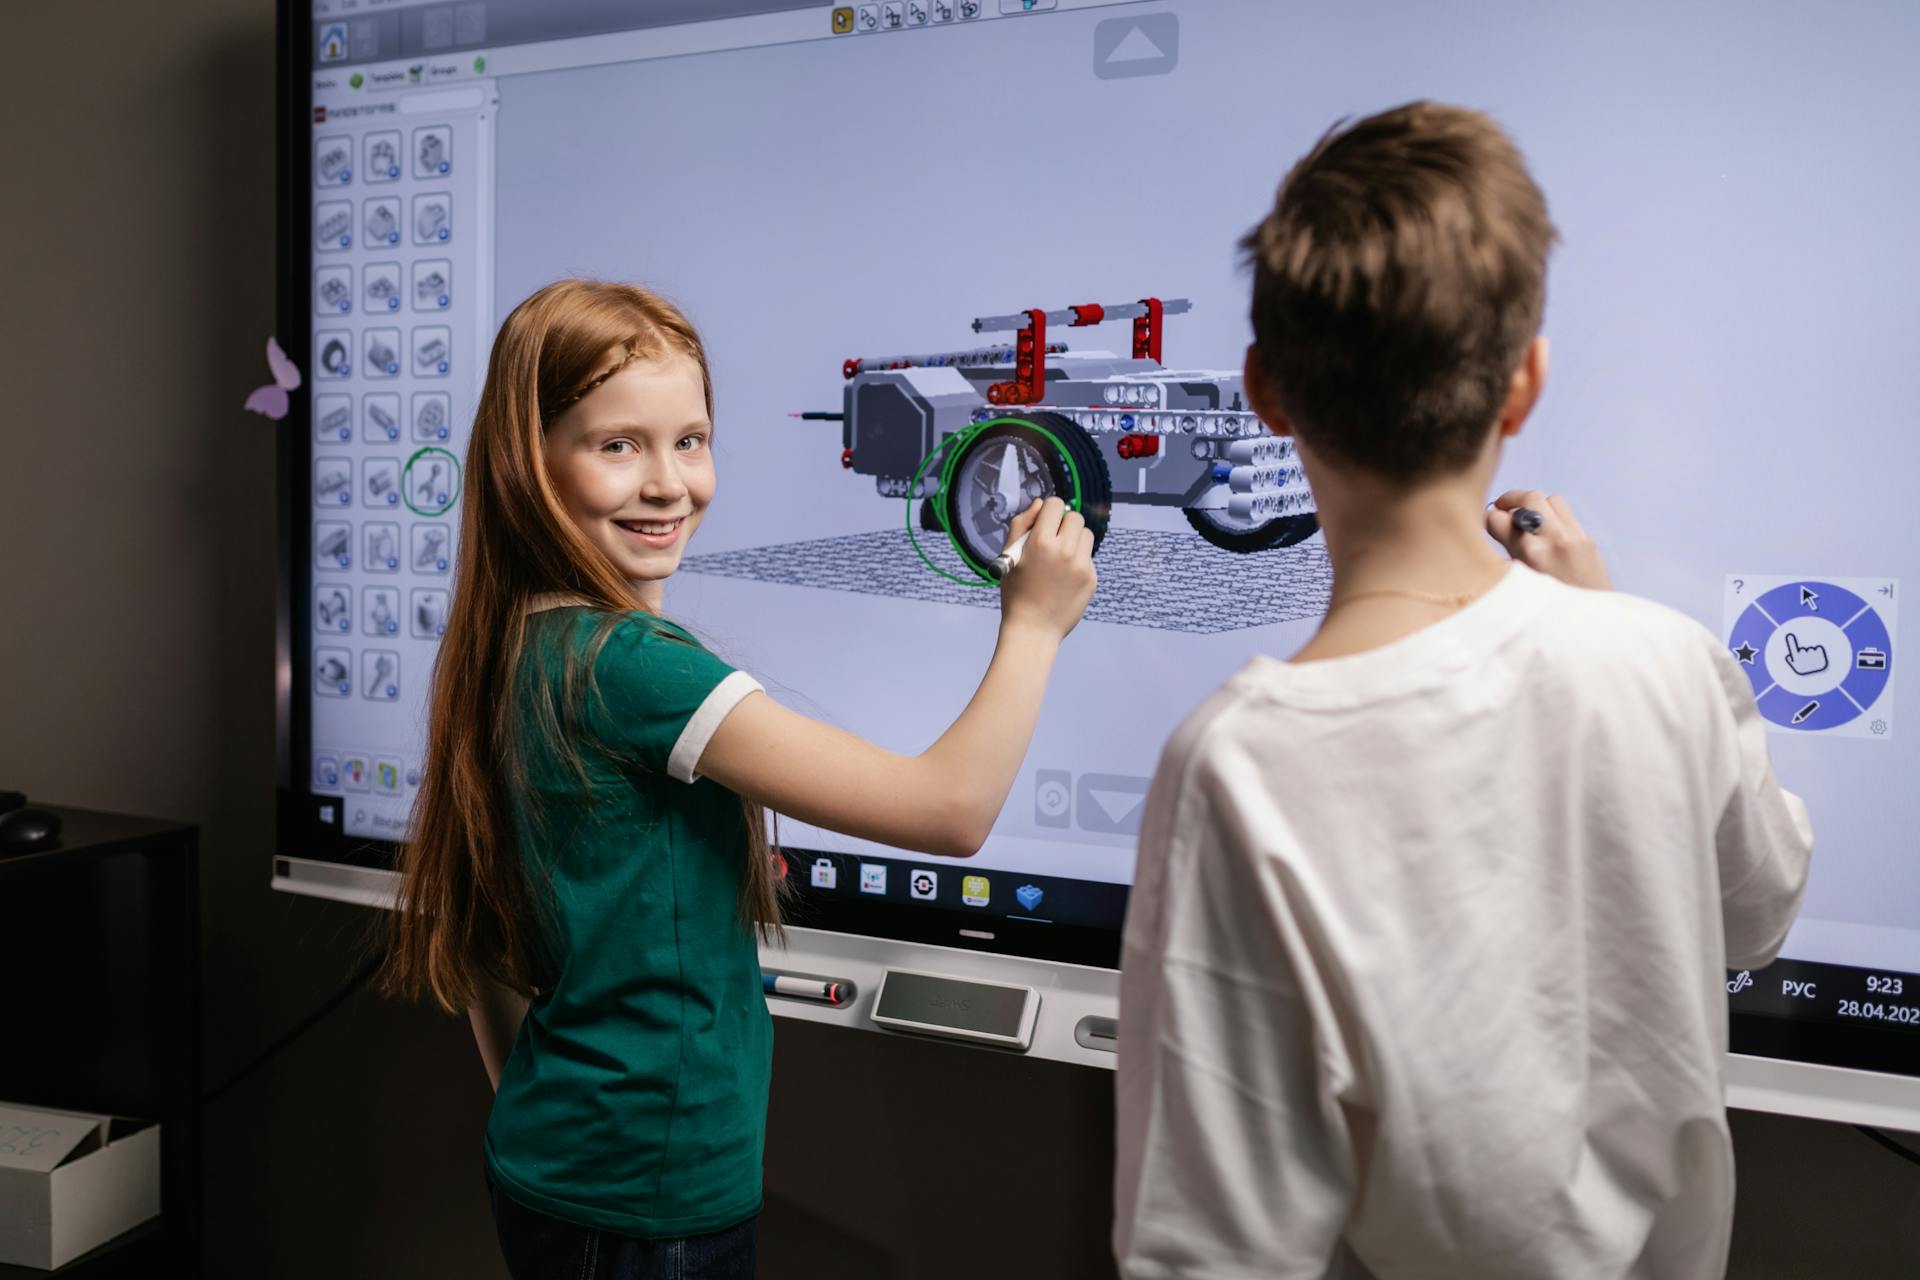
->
<box><xmin>310</xmin><ymin>120</ymin><xmax>464</xmax><ymax>716</ymax></box>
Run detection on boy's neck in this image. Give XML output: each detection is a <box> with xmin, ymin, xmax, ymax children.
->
<box><xmin>1292</xmin><ymin>454</ymin><xmax>1510</xmax><ymax>663</ymax></box>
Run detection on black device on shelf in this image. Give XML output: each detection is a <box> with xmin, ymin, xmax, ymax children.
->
<box><xmin>0</xmin><ymin>807</ymin><xmax>201</xmax><ymax>1278</ymax></box>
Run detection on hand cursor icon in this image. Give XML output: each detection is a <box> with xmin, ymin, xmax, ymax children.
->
<box><xmin>1784</xmin><ymin>633</ymin><xmax>1830</xmax><ymax>678</ymax></box>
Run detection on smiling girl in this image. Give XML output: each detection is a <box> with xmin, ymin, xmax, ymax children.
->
<box><xmin>383</xmin><ymin>280</ymin><xmax>1095</xmax><ymax>1279</ymax></box>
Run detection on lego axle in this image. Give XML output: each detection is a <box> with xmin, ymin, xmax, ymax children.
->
<box><xmin>971</xmin><ymin>296</ymin><xmax>1192</xmax><ymax>405</ymax></box>
<box><xmin>969</xmin><ymin>298</ymin><xmax>1192</xmax><ymax>333</ymax></box>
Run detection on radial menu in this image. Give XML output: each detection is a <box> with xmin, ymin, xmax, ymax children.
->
<box><xmin>1724</xmin><ymin>575</ymin><xmax>1898</xmax><ymax>739</ymax></box>
<box><xmin>308</xmin><ymin>78</ymin><xmax>496</xmax><ymax>842</ymax></box>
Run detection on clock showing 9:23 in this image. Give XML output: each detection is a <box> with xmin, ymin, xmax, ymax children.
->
<box><xmin>1724</xmin><ymin>575</ymin><xmax>1898</xmax><ymax>738</ymax></box>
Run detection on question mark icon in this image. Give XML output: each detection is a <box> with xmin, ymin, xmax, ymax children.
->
<box><xmin>1734</xmin><ymin>578</ymin><xmax>1745</xmax><ymax>594</ymax></box>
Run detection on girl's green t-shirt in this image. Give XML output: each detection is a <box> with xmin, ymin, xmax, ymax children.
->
<box><xmin>484</xmin><ymin>608</ymin><xmax>771</xmax><ymax>1238</ymax></box>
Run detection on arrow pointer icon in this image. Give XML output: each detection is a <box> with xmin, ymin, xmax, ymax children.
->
<box><xmin>1800</xmin><ymin>586</ymin><xmax>1820</xmax><ymax>612</ymax></box>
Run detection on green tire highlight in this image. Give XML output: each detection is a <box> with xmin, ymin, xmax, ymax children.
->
<box><xmin>903</xmin><ymin>416</ymin><xmax>1086</xmax><ymax>587</ymax></box>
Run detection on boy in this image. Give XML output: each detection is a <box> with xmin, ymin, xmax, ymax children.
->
<box><xmin>1113</xmin><ymin>103</ymin><xmax>1811</xmax><ymax>1279</ymax></box>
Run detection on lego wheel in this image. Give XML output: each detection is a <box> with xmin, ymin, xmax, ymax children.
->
<box><xmin>939</xmin><ymin>413</ymin><xmax>1111</xmax><ymax>578</ymax></box>
<box><xmin>1182</xmin><ymin>507</ymin><xmax>1319</xmax><ymax>552</ymax></box>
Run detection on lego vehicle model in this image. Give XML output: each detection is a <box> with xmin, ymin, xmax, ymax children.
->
<box><xmin>824</xmin><ymin>297</ymin><xmax>1317</xmax><ymax>579</ymax></box>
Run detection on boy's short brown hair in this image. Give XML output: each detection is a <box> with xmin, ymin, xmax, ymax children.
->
<box><xmin>1242</xmin><ymin>102</ymin><xmax>1556</xmax><ymax>481</ymax></box>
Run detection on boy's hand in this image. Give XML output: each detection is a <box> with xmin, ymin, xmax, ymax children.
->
<box><xmin>1488</xmin><ymin>490</ymin><xmax>1612</xmax><ymax>590</ymax></box>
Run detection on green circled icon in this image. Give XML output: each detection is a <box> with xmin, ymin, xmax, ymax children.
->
<box><xmin>402</xmin><ymin>446</ymin><xmax>461</xmax><ymax>517</ymax></box>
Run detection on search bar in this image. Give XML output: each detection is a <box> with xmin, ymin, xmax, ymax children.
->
<box><xmin>399</xmin><ymin>87</ymin><xmax>484</xmax><ymax>114</ymax></box>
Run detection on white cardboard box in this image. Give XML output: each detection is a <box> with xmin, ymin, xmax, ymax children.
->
<box><xmin>0</xmin><ymin>1104</ymin><xmax>161</xmax><ymax>1270</ymax></box>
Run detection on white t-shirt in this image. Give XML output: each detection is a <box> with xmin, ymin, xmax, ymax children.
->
<box><xmin>1113</xmin><ymin>564</ymin><xmax>1812</xmax><ymax>1280</ymax></box>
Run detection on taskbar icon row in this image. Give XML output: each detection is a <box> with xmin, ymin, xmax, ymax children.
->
<box><xmin>784</xmin><ymin>851</ymin><xmax>1128</xmax><ymax>929</ymax></box>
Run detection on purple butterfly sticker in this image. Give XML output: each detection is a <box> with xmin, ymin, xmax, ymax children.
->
<box><xmin>243</xmin><ymin>337</ymin><xmax>304</xmax><ymax>419</ymax></box>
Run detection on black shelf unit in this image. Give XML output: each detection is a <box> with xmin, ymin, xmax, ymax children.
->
<box><xmin>0</xmin><ymin>807</ymin><xmax>200</xmax><ymax>1277</ymax></box>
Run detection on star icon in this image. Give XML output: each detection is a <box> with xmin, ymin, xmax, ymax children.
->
<box><xmin>1734</xmin><ymin>642</ymin><xmax>1759</xmax><ymax>665</ymax></box>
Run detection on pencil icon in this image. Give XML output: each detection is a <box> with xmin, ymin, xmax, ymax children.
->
<box><xmin>1791</xmin><ymin>700</ymin><xmax>1820</xmax><ymax>725</ymax></box>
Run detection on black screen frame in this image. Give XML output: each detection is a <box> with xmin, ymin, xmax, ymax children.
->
<box><xmin>272</xmin><ymin>0</ymin><xmax>1920</xmax><ymax>1074</ymax></box>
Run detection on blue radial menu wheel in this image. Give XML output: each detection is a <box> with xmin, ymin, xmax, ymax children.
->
<box><xmin>938</xmin><ymin>413</ymin><xmax>1111</xmax><ymax>579</ymax></box>
<box><xmin>1726</xmin><ymin>580</ymin><xmax>1893</xmax><ymax>732</ymax></box>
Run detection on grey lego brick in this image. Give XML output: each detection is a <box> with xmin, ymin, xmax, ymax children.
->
<box><xmin>680</xmin><ymin>527</ymin><xmax>1331</xmax><ymax>635</ymax></box>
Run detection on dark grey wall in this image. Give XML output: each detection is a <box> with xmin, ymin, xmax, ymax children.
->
<box><xmin>0</xmin><ymin>4</ymin><xmax>1914</xmax><ymax>1278</ymax></box>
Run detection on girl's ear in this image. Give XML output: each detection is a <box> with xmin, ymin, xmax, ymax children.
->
<box><xmin>1243</xmin><ymin>345</ymin><xmax>1292</xmax><ymax>437</ymax></box>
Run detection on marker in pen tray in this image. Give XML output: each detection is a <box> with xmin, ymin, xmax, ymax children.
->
<box><xmin>762</xmin><ymin>969</ymin><xmax>856</xmax><ymax>1007</ymax></box>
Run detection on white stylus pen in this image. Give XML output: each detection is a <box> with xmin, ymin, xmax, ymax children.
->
<box><xmin>987</xmin><ymin>532</ymin><xmax>1030</xmax><ymax>581</ymax></box>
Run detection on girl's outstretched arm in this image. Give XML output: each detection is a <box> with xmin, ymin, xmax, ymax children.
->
<box><xmin>698</xmin><ymin>497</ymin><xmax>1096</xmax><ymax>857</ymax></box>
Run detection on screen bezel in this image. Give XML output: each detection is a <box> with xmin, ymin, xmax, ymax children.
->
<box><xmin>273</xmin><ymin>0</ymin><xmax>1918</xmax><ymax>1078</ymax></box>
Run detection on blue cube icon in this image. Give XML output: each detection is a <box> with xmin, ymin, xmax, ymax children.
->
<box><xmin>1015</xmin><ymin>884</ymin><xmax>1044</xmax><ymax>912</ymax></box>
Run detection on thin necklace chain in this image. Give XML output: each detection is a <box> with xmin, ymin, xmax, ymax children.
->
<box><xmin>1329</xmin><ymin>568</ymin><xmax>1509</xmax><ymax>613</ymax></box>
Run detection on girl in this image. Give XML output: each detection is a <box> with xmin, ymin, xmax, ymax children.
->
<box><xmin>383</xmin><ymin>279</ymin><xmax>1096</xmax><ymax>1279</ymax></box>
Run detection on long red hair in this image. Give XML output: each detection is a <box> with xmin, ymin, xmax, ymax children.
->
<box><xmin>383</xmin><ymin>279</ymin><xmax>783</xmax><ymax>1013</ymax></box>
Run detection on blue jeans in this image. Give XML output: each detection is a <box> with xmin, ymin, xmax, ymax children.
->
<box><xmin>488</xmin><ymin>1176</ymin><xmax>757</xmax><ymax>1280</ymax></box>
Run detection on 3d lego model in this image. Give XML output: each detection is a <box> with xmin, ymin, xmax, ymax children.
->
<box><xmin>814</xmin><ymin>297</ymin><xmax>1318</xmax><ymax>580</ymax></box>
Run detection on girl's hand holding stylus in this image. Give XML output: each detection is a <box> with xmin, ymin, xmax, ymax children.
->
<box><xmin>998</xmin><ymin>497</ymin><xmax>1098</xmax><ymax>638</ymax></box>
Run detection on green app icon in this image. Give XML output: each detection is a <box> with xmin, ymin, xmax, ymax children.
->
<box><xmin>962</xmin><ymin>875</ymin><xmax>990</xmax><ymax>907</ymax></box>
